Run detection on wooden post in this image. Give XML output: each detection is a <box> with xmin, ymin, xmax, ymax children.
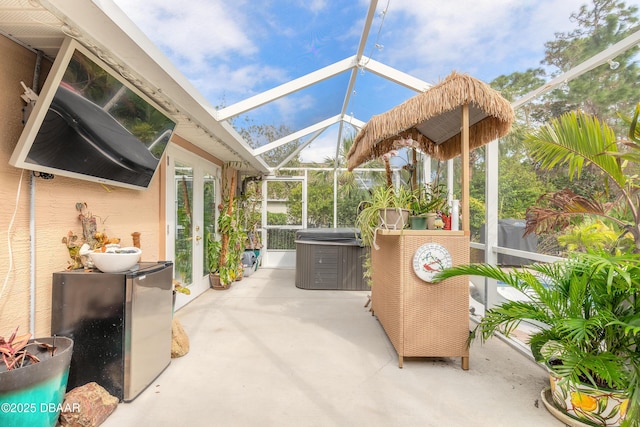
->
<box><xmin>412</xmin><ymin>147</ymin><xmax>418</xmax><ymax>190</ymax></box>
<box><xmin>461</xmin><ymin>104</ymin><xmax>470</xmax><ymax>235</ymax></box>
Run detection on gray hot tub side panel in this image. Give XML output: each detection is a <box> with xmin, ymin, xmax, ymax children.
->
<box><xmin>295</xmin><ymin>228</ymin><xmax>368</xmax><ymax>291</ymax></box>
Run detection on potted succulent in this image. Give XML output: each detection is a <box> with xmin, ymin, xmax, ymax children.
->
<box><xmin>409</xmin><ymin>183</ymin><xmax>448</xmax><ymax>230</ymax></box>
<box><xmin>434</xmin><ymin>251</ymin><xmax>639</xmax><ymax>427</ymax></box>
<box><xmin>0</xmin><ymin>328</ymin><xmax>74</xmax><ymax>427</ymax></box>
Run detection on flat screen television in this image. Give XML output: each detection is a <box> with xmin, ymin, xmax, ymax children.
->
<box><xmin>10</xmin><ymin>38</ymin><xmax>177</xmax><ymax>190</ymax></box>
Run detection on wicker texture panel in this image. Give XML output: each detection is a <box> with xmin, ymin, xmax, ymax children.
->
<box><xmin>371</xmin><ymin>232</ymin><xmax>470</xmax><ymax>364</ymax></box>
<box><xmin>371</xmin><ymin>234</ymin><xmax>404</xmax><ymax>353</ymax></box>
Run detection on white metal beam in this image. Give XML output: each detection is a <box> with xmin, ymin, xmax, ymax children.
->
<box><xmin>335</xmin><ymin>67</ymin><xmax>360</xmax><ymax>166</ymax></box>
<box><xmin>253</xmin><ymin>115</ymin><xmax>342</xmax><ymax>155</ymax></box>
<box><xmin>216</xmin><ymin>57</ymin><xmax>357</xmax><ymax>121</ymax></box>
<box><xmin>362</xmin><ymin>58</ymin><xmax>432</xmax><ymax>92</ymax></box>
<box><xmin>513</xmin><ymin>28</ymin><xmax>640</xmax><ymax>109</ymax></box>
<box><xmin>273</xmin><ymin>128</ymin><xmax>326</xmax><ymax>170</ymax></box>
<box><xmin>334</xmin><ymin>0</ymin><xmax>378</xmax><ymax>165</ymax></box>
<box><xmin>217</xmin><ymin>120</ymin><xmax>271</xmax><ymax>170</ymax></box>
<box><xmin>484</xmin><ymin>139</ymin><xmax>500</xmax><ymax>310</ymax></box>
<box><xmin>345</xmin><ymin>116</ymin><xmax>366</xmax><ymax>130</ymax></box>
<box><xmin>355</xmin><ymin>0</ymin><xmax>378</xmax><ymax>60</ymax></box>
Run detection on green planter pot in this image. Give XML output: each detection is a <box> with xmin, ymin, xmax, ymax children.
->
<box><xmin>0</xmin><ymin>336</ymin><xmax>73</xmax><ymax>427</ymax></box>
<box><xmin>409</xmin><ymin>216</ymin><xmax>427</xmax><ymax>230</ymax></box>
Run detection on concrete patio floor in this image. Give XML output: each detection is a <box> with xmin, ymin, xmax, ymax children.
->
<box><xmin>101</xmin><ymin>268</ymin><xmax>563</xmax><ymax>427</ymax></box>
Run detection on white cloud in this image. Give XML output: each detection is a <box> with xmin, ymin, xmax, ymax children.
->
<box><xmin>114</xmin><ymin>0</ymin><xmax>256</xmax><ymax>70</ymax></box>
<box><xmin>188</xmin><ymin>63</ymin><xmax>290</xmax><ymax>105</ymax></box>
<box><xmin>301</xmin><ymin>0</ymin><xmax>328</xmax><ymax>14</ymax></box>
<box><xmin>378</xmin><ymin>0</ymin><xmax>597</xmax><ymax>80</ymax></box>
<box><xmin>271</xmin><ymin>93</ymin><xmax>317</xmax><ymax>122</ymax></box>
<box><xmin>299</xmin><ymin>130</ymin><xmax>339</xmax><ymax>163</ymax></box>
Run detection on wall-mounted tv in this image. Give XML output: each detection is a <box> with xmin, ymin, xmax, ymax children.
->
<box><xmin>10</xmin><ymin>38</ymin><xmax>177</xmax><ymax>190</ymax></box>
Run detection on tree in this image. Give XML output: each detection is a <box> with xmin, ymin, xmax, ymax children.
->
<box><xmin>524</xmin><ymin>106</ymin><xmax>640</xmax><ymax>253</ymax></box>
<box><xmin>479</xmin><ymin>0</ymin><xmax>640</xmax><ymax>247</ymax></box>
<box><xmin>288</xmin><ymin>180</ymin><xmax>333</xmax><ymax>228</ymax></box>
<box><xmin>542</xmin><ymin>0</ymin><xmax>640</xmax><ymax>129</ymax></box>
<box><xmin>491</xmin><ymin>69</ymin><xmax>547</xmax><ymax>126</ymax></box>
<box><xmin>498</xmin><ymin>155</ymin><xmax>549</xmax><ymax>219</ymax></box>
<box><xmin>221</xmin><ymin>102</ymin><xmax>302</xmax><ymax>168</ymax></box>
<box><xmin>236</xmin><ymin>120</ymin><xmax>302</xmax><ymax>167</ymax></box>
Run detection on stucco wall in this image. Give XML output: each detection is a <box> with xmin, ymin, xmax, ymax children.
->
<box><xmin>0</xmin><ymin>36</ymin><xmax>162</xmax><ymax>337</ymax></box>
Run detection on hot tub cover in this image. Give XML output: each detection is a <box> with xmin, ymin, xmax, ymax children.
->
<box><xmin>295</xmin><ymin>228</ymin><xmax>362</xmax><ymax>246</ymax></box>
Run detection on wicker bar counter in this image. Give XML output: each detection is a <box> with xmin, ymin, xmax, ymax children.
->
<box><xmin>370</xmin><ymin>229</ymin><xmax>470</xmax><ymax>369</ymax></box>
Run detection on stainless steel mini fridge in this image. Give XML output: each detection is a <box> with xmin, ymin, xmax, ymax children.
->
<box><xmin>51</xmin><ymin>261</ymin><xmax>173</xmax><ymax>401</ymax></box>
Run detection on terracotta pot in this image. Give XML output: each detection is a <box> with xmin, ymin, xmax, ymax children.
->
<box><xmin>209</xmin><ymin>273</ymin><xmax>230</xmax><ymax>290</ymax></box>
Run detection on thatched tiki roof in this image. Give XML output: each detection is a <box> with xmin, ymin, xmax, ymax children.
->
<box><xmin>346</xmin><ymin>71</ymin><xmax>514</xmax><ymax>170</ymax></box>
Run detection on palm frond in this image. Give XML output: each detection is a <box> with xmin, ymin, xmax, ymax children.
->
<box><xmin>551</xmin><ymin>350</ymin><xmax>628</xmax><ymax>390</ymax></box>
<box><xmin>629</xmin><ymin>102</ymin><xmax>640</xmax><ymax>144</ymax></box>
<box><xmin>433</xmin><ymin>263</ymin><xmax>512</xmax><ymax>284</ymax></box>
<box><xmin>526</xmin><ymin>110</ymin><xmax>625</xmax><ymax>188</ymax></box>
<box><xmin>524</xmin><ymin>189</ymin><xmax>616</xmax><ymax>236</ymax></box>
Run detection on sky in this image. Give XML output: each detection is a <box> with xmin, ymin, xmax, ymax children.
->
<box><xmin>111</xmin><ymin>0</ymin><xmax>640</xmax><ymax>163</ymax></box>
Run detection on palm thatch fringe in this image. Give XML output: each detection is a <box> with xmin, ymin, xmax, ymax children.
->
<box><xmin>346</xmin><ymin>71</ymin><xmax>514</xmax><ymax>170</ymax></box>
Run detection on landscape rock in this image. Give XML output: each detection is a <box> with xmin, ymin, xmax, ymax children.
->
<box><xmin>171</xmin><ymin>317</ymin><xmax>190</xmax><ymax>358</ymax></box>
<box><xmin>59</xmin><ymin>382</ymin><xmax>118</xmax><ymax>427</ymax></box>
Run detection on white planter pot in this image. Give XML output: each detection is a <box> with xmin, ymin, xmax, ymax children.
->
<box><xmin>548</xmin><ymin>368</ymin><xmax>629</xmax><ymax>426</ymax></box>
<box><xmin>378</xmin><ymin>208</ymin><xmax>409</xmax><ymax>230</ymax></box>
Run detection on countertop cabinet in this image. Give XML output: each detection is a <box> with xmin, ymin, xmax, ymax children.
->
<box><xmin>370</xmin><ymin>230</ymin><xmax>470</xmax><ymax>369</ymax></box>
<box><xmin>51</xmin><ymin>261</ymin><xmax>173</xmax><ymax>401</ymax></box>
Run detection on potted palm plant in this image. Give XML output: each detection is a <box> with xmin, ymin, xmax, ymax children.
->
<box><xmin>0</xmin><ymin>328</ymin><xmax>74</xmax><ymax>427</ymax></box>
<box><xmin>206</xmin><ymin>230</ymin><xmax>225</xmax><ymax>289</ymax></box>
<box><xmin>434</xmin><ymin>251</ymin><xmax>639</xmax><ymax>427</ymax></box>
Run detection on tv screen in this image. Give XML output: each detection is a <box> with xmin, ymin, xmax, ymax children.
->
<box><xmin>10</xmin><ymin>38</ymin><xmax>176</xmax><ymax>190</ymax></box>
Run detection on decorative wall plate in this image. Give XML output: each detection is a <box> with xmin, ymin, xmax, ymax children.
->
<box><xmin>412</xmin><ymin>243</ymin><xmax>453</xmax><ymax>282</ymax></box>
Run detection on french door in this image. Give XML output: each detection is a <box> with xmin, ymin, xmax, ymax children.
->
<box><xmin>166</xmin><ymin>146</ymin><xmax>220</xmax><ymax>310</ymax></box>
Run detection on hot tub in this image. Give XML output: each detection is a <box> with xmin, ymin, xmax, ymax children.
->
<box><xmin>295</xmin><ymin>228</ymin><xmax>368</xmax><ymax>290</ymax></box>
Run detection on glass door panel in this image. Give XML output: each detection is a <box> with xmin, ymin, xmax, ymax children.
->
<box><xmin>174</xmin><ymin>162</ymin><xmax>193</xmax><ymax>285</ymax></box>
<box><xmin>167</xmin><ymin>146</ymin><xmax>220</xmax><ymax>310</ymax></box>
<box><xmin>202</xmin><ymin>172</ymin><xmax>216</xmax><ymax>276</ymax></box>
